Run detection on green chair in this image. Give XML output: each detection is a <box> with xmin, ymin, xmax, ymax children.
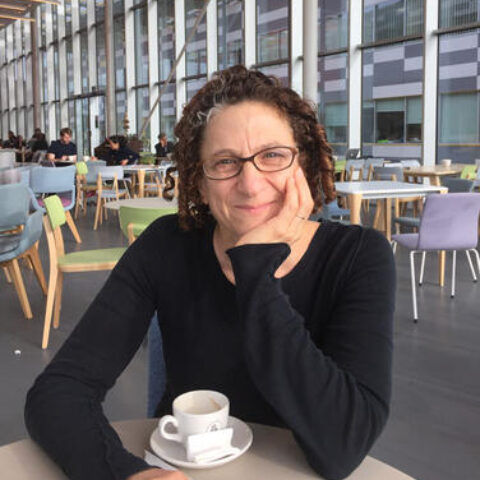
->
<box><xmin>119</xmin><ymin>205</ymin><xmax>177</xmax><ymax>244</ymax></box>
<box><xmin>41</xmin><ymin>195</ymin><xmax>126</xmax><ymax>349</ymax></box>
<box><xmin>460</xmin><ymin>165</ymin><xmax>477</xmax><ymax>180</ymax></box>
<box><xmin>334</xmin><ymin>159</ymin><xmax>346</xmax><ymax>181</ymax></box>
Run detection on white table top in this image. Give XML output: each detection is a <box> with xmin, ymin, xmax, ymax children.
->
<box><xmin>335</xmin><ymin>181</ymin><xmax>447</xmax><ymax>200</ymax></box>
<box><xmin>0</xmin><ymin>419</ymin><xmax>415</xmax><ymax>480</ymax></box>
<box><xmin>123</xmin><ymin>164</ymin><xmax>172</xmax><ymax>173</ymax></box>
<box><xmin>104</xmin><ymin>196</ymin><xmax>178</xmax><ymax>211</ymax></box>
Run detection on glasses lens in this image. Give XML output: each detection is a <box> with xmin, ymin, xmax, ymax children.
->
<box><xmin>255</xmin><ymin>147</ymin><xmax>294</xmax><ymax>172</ymax></box>
<box><xmin>204</xmin><ymin>157</ymin><xmax>240</xmax><ymax>179</ymax></box>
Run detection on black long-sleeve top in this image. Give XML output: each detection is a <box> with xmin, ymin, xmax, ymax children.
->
<box><xmin>25</xmin><ymin>216</ymin><xmax>395</xmax><ymax>480</ymax></box>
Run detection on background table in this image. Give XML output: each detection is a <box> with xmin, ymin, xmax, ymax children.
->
<box><xmin>0</xmin><ymin>419</ymin><xmax>415</xmax><ymax>480</ymax></box>
<box><xmin>404</xmin><ymin>164</ymin><xmax>468</xmax><ymax>186</ymax></box>
<box><xmin>104</xmin><ymin>196</ymin><xmax>178</xmax><ymax>211</ymax></box>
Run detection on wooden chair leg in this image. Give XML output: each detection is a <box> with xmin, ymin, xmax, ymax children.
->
<box><xmin>93</xmin><ymin>196</ymin><xmax>101</xmax><ymax>230</ymax></box>
<box><xmin>3</xmin><ymin>266</ymin><xmax>12</xmax><ymax>283</ymax></box>
<box><xmin>42</xmin><ymin>264</ymin><xmax>58</xmax><ymax>349</ymax></box>
<box><xmin>65</xmin><ymin>210</ymin><xmax>82</xmax><ymax>243</ymax></box>
<box><xmin>53</xmin><ymin>271</ymin><xmax>64</xmax><ymax>329</ymax></box>
<box><xmin>8</xmin><ymin>259</ymin><xmax>33</xmax><ymax>319</ymax></box>
<box><xmin>27</xmin><ymin>244</ymin><xmax>47</xmax><ymax>295</ymax></box>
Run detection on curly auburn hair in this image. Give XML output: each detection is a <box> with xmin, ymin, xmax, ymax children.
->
<box><xmin>173</xmin><ymin>64</ymin><xmax>336</xmax><ymax>230</ymax></box>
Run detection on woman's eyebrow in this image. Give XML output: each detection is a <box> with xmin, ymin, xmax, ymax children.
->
<box><xmin>211</xmin><ymin>143</ymin><xmax>282</xmax><ymax>157</ymax></box>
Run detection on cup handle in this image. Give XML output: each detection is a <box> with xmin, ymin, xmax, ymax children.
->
<box><xmin>158</xmin><ymin>415</ymin><xmax>182</xmax><ymax>443</ymax></box>
<box><xmin>207</xmin><ymin>421</ymin><xmax>221</xmax><ymax>432</ymax></box>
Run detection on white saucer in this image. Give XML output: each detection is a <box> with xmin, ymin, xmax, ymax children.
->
<box><xmin>149</xmin><ymin>416</ymin><xmax>253</xmax><ymax>469</ymax></box>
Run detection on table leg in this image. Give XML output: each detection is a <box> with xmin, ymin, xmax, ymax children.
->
<box><xmin>349</xmin><ymin>193</ymin><xmax>363</xmax><ymax>225</ymax></box>
<box><xmin>439</xmin><ymin>251</ymin><xmax>445</xmax><ymax>286</ymax></box>
<box><xmin>383</xmin><ymin>198</ymin><xmax>392</xmax><ymax>241</ymax></box>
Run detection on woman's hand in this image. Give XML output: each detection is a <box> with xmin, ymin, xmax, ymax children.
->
<box><xmin>235</xmin><ymin>167</ymin><xmax>314</xmax><ymax>247</ymax></box>
<box><xmin>127</xmin><ymin>468</ymin><xmax>189</xmax><ymax>480</ymax></box>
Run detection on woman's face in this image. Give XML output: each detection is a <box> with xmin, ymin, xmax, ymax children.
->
<box><xmin>199</xmin><ymin>101</ymin><xmax>298</xmax><ymax>241</ymax></box>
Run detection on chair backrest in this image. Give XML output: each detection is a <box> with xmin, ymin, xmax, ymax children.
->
<box><xmin>119</xmin><ymin>206</ymin><xmax>177</xmax><ymax>243</ymax></box>
<box><xmin>0</xmin><ymin>150</ymin><xmax>15</xmax><ymax>168</ymax></box>
<box><xmin>334</xmin><ymin>159</ymin><xmax>346</xmax><ymax>173</ymax></box>
<box><xmin>417</xmin><ymin>193</ymin><xmax>480</xmax><ymax>250</ymax></box>
<box><xmin>364</xmin><ymin>158</ymin><xmax>385</xmax><ymax>180</ymax></box>
<box><xmin>345</xmin><ymin>159</ymin><xmax>365</xmax><ymax>181</ymax></box>
<box><xmin>30</xmin><ymin>165</ymin><xmax>76</xmax><ymax>194</ymax></box>
<box><xmin>85</xmin><ymin>162</ymin><xmax>105</xmax><ymax>183</ymax></box>
<box><xmin>96</xmin><ymin>165</ymin><xmax>124</xmax><ymax>181</ymax></box>
<box><xmin>460</xmin><ymin>165</ymin><xmax>477</xmax><ymax>180</ymax></box>
<box><xmin>400</xmin><ymin>159</ymin><xmax>421</xmax><ymax>168</ymax></box>
<box><xmin>374</xmin><ymin>165</ymin><xmax>404</xmax><ymax>182</ymax></box>
<box><xmin>0</xmin><ymin>168</ymin><xmax>22</xmax><ymax>185</ymax></box>
<box><xmin>0</xmin><ymin>183</ymin><xmax>31</xmax><ymax>230</ymax></box>
<box><xmin>345</xmin><ymin>148</ymin><xmax>359</xmax><ymax>159</ymax></box>
<box><xmin>441</xmin><ymin>177</ymin><xmax>474</xmax><ymax>192</ymax></box>
<box><xmin>76</xmin><ymin>161</ymin><xmax>88</xmax><ymax>175</ymax></box>
<box><xmin>32</xmin><ymin>150</ymin><xmax>47</xmax><ymax>163</ymax></box>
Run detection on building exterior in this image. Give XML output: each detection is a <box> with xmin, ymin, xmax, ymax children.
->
<box><xmin>0</xmin><ymin>0</ymin><xmax>479</xmax><ymax>164</ymax></box>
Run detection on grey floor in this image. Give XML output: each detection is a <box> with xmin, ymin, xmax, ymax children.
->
<box><xmin>1</xmin><ymin>206</ymin><xmax>479</xmax><ymax>480</ymax></box>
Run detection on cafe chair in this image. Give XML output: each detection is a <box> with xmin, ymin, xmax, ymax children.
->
<box><xmin>460</xmin><ymin>165</ymin><xmax>477</xmax><ymax>180</ymax></box>
<box><xmin>391</xmin><ymin>193</ymin><xmax>480</xmax><ymax>321</ymax></box>
<box><xmin>29</xmin><ymin>165</ymin><xmax>82</xmax><ymax>243</ymax></box>
<box><xmin>93</xmin><ymin>166</ymin><xmax>130</xmax><ymax>230</ymax></box>
<box><xmin>0</xmin><ymin>184</ymin><xmax>47</xmax><ymax>319</ymax></box>
<box><xmin>41</xmin><ymin>195</ymin><xmax>126</xmax><ymax>349</ymax></box>
<box><xmin>119</xmin><ymin>205</ymin><xmax>178</xmax><ymax>245</ymax></box>
<box><xmin>0</xmin><ymin>150</ymin><xmax>15</xmax><ymax>169</ymax></box>
<box><xmin>364</xmin><ymin>158</ymin><xmax>385</xmax><ymax>181</ymax></box>
<box><xmin>345</xmin><ymin>159</ymin><xmax>365</xmax><ymax>181</ymax></box>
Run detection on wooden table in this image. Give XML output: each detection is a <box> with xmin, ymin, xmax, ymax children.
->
<box><xmin>0</xmin><ymin>419</ymin><xmax>415</xmax><ymax>480</ymax></box>
<box><xmin>122</xmin><ymin>165</ymin><xmax>172</xmax><ymax>197</ymax></box>
<box><xmin>335</xmin><ymin>181</ymin><xmax>448</xmax><ymax>285</ymax></box>
<box><xmin>104</xmin><ymin>196</ymin><xmax>178</xmax><ymax>211</ymax></box>
<box><xmin>404</xmin><ymin>164</ymin><xmax>469</xmax><ymax>186</ymax></box>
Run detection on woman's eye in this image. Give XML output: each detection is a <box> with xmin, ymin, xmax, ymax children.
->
<box><xmin>214</xmin><ymin>158</ymin><xmax>237</xmax><ymax>168</ymax></box>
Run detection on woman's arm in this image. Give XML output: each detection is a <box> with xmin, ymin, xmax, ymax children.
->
<box><xmin>227</xmin><ymin>228</ymin><xmax>395</xmax><ymax>480</ymax></box>
<box><xmin>24</xmin><ymin>226</ymin><xmax>167</xmax><ymax>480</ymax></box>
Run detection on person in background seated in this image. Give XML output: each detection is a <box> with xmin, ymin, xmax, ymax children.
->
<box><xmin>154</xmin><ymin>132</ymin><xmax>174</xmax><ymax>158</ymax></box>
<box><xmin>3</xmin><ymin>130</ymin><xmax>19</xmax><ymax>148</ymax></box>
<box><xmin>47</xmin><ymin>127</ymin><xmax>77</xmax><ymax>161</ymax></box>
<box><xmin>106</xmin><ymin>135</ymin><xmax>139</xmax><ymax>166</ymax></box>
<box><xmin>27</xmin><ymin>128</ymin><xmax>44</xmax><ymax>149</ymax></box>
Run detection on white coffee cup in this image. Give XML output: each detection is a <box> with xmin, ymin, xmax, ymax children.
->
<box><xmin>83</xmin><ymin>155</ymin><xmax>90</xmax><ymax>162</ymax></box>
<box><xmin>441</xmin><ymin>158</ymin><xmax>452</xmax><ymax>167</ymax></box>
<box><xmin>67</xmin><ymin>155</ymin><xmax>76</xmax><ymax>162</ymax></box>
<box><xmin>158</xmin><ymin>390</ymin><xmax>229</xmax><ymax>445</ymax></box>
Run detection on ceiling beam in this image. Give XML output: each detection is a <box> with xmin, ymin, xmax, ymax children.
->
<box><xmin>0</xmin><ymin>4</ymin><xmax>27</xmax><ymax>11</ymax></box>
<box><xmin>0</xmin><ymin>13</ymin><xmax>34</xmax><ymax>21</ymax></box>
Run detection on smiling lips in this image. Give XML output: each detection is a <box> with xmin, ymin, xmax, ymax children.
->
<box><xmin>235</xmin><ymin>201</ymin><xmax>276</xmax><ymax>214</ymax></box>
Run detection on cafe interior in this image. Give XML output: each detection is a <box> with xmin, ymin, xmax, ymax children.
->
<box><xmin>0</xmin><ymin>1</ymin><xmax>479</xmax><ymax>479</ymax></box>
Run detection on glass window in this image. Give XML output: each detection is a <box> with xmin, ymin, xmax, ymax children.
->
<box><xmin>66</xmin><ymin>38</ymin><xmax>74</xmax><ymax>96</ymax></box>
<box><xmin>116</xmin><ymin>91</ymin><xmax>126</xmax><ymax>134</ymax></box>
<box><xmin>217</xmin><ymin>0</ymin><xmax>244</xmax><ymax>70</ymax></box>
<box><xmin>134</xmin><ymin>6</ymin><xmax>149</xmax><ymax>84</ymax></box>
<box><xmin>159</xmin><ymin>82</ymin><xmax>176</xmax><ymax>139</ymax></box>
<box><xmin>54</xmin><ymin>101</ymin><xmax>60</xmax><ymax>132</ymax></box>
<box><xmin>185</xmin><ymin>0</ymin><xmax>207</xmax><ymax>76</ymax></box>
<box><xmin>256</xmin><ymin>64</ymin><xmax>289</xmax><ymax>86</ymax></box>
<box><xmin>136</xmin><ymin>87</ymin><xmax>150</xmax><ymax>142</ymax></box>
<box><xmin>439</xmin><ymin>93</ymin><xmax>479</xmax><ymax>143</ymax></box>
<box><xmin>406</xmin><ymin>96</ymin><xmax>422</xmax><ymax>142</ymax></box>
<box><xmin>80</xmin><ymin>31</ymin><xmax>89</xmax><ymax>93</ymax></box>
<box><xmin>97</xmin><ymin>24</ymin><xmax>107</xmax><ymax>90</ymax></box>
<box><xmin>113</xmin><ymin>0</ymin><xmax>124</xmax><ymax>16</ymax></box>
<box><xmin>318</xmin><ymin>0</ymin><xmax>348</xmax><ymax>52</ymax></box>
<box><xmin>256</xmin><ymin>0</ymin><xmax>289</xmax><ymax>63</ymax></box>
<box><xmin>41</xmin><ymin>50</ymin><xmax>48</xmax><ymax>102</ymax></box>
<box><xmin>186</xmin><ymin>77</ymin><xmax>207</xmax><ymax>102</ymax></box>
<box><xmin>79</xmin><ymin>0</ymin><xmax>88</xmax><ymax>30</ymax></box>
<box><xmin>363</xmin><ymin>0</ymin><xmax>424</xmax><ymax>43</ymax></box>
<box><xmin>437</xmin><ymin>29</ymin><xmax>480</xmax><ymax>162</ymax></box>
<box><xmin>376</xmin><ymin>98</ymin><xmax>405</xmax><ymax>143</ymax></box>
<box><xmin>158</xmin><ymin>0</ymin><xmax>175</xmax><ymax>82</ymax></box>
<box><xmin>114</xmin><ymin>16</ymin><xmax>126</xmax><ymax>89</ymax></box>
<box><xmin>52</xmin><ymin>5</ymin><xmax>58</xmax><ymax>41</ymax></box>
<box><xmin>440</xmin><ymin>0</ymin><xmax>479</xmax><ymax>27</ymax></box>
<box><xmin>318</xmin><ymin>53</ymin><xmax>348</xmax><ymax>152</ymax></box>
<box><xmin>96</xmin><ymin>0</ymin><xmax>105</xmax><ymax>23</ymax></box>
<box><xmin>40</xmin><ymin>5</ymin><xmax>47</xmax><ymax>46</ymax></box>
<box><xmin>65</xmin><ymin>0</ymin><xmax>72</xmax><ymax>37</ymax></box>
<box><xmin>54</xmin><ymin>45</ymin><xmax>60</xmax><ymax>100</ymax></box>
<box><xmin>97</xmin><ymin>96</ymin><xmax>106</xmax><ymax>141</ymax></box>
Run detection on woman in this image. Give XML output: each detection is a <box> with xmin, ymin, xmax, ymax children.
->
<box><xmin>25</xmin><ymin>66</ymin><xmax>395</xmax><ymax>480</ymax></box>
<box><xmin>106</xmin><ymin>135</ymin><xmax>140</xmax><ymax>166</ymax></box>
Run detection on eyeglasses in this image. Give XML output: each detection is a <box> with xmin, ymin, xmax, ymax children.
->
<box><xmin>203</xmin><ymin>146</ymin><xmax>298</xmax><ymax>180</ymax></box>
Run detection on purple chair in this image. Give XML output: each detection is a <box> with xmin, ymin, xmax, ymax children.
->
<box><xmin>391</xmin><ymin>193</ymin><xmax>480</xmax><ymax>321</ymax></box>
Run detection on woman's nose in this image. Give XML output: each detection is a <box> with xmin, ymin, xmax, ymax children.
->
<box><xmin>235</xmin><ymin>160</ymin><xmax>265</xmax><ymax>195</ymax></box>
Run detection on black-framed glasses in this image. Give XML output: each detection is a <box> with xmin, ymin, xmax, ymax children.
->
<box><xmin>203</xmin><ymin>146</ymin><xmax>298</xmax><ymax>180</ymax></box>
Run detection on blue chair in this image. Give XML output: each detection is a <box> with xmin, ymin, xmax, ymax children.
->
<box><xmin>29</xmin><ymin>165</ymin><xmax>82</xmax><ymax>243</ymax></box>
<box><xmin>0</xmin><ymin>184</ymin><xmax>47</xmax><ymax>319</ymax></box>
<box><xmin>316</xmin><ymin>199</ymin><xmax>350</xmax><ymax>223</ymax></box>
